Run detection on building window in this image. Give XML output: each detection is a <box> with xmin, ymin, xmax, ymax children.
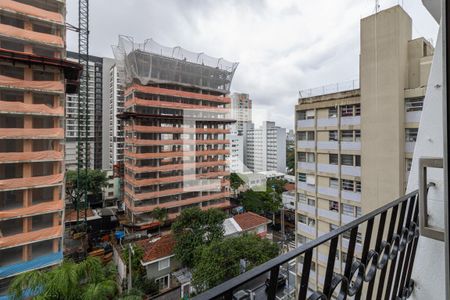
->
<box><xmin>406</xmin><ymin>158</ymin><xmax>412</xmax><ymax>172</ymax></box>
<box><xmin>306</xmin><ymin>175</ymin><xmax>315</xmax><ymax>185</ymax></box>
<box><xmin>342</xmin><ymin>203</ymin><xmax>354</xmax><ymax>216</ymax></box>
<box><xmin>298</xmin><ymin>193</ymin><xmax>307</xmax><ymax>203</ymax></box>
<box><xmin>342</xmin><ymin>179</ymin><xmax>354</xmax><ymax>191</ymax></box>
<box><xmin>329</xmin><ymin>154</ymin><xmax>338</xmax><ymax>165</ymax></box>
<box><xmin>307</xmin><ymin>198</ymin><xmax>316</xmax><ymax>206</ymax></box>
<box><xmin>355</xmin><ymin>155</ymin><xmax>361</xmax><ymax>167</ymax></box>
<box><xmin>299</xmin><ymin>152</ymin><xmax>315</xmax><ymax>163</ymax></box>
<box><xmin>329</xmin><ymin>131</ymin><xmax>338</xmax><ymax>141</ymax></box>
<box><xmin>155</xmin><ymin>275</ymin><xmax>169</xmax><ymax>290</ymax></box>
<box><xmin>328</xmin><ymin>107</ymin><xmax>337</xmax><ymax>118</ymax></box>
<box><xmin>299</xmin><ymin>131</ymin><xmax>315</xmax><ymax>141</ymax></box>
<box><xmin>355</xmin><ymin>104</ymin><xmax>361</xmax><ymax>116</ymax></box>
<box><xmin>329</xmin><ymin>177</ymin><xmax>339</xmax><ymax>189</ymax></box>
<box><xmin>298</xmin><ymin>173</ymin><xmax>306</xmax><ymax>183</ymax></box>
<box><xmin>356</xmin><ymin>207</ymin><xmax>362</xmax><ymax>218</ymax></box>
<box><xmin>341</xmin><ymin>130</ymin><xmax>354</xmax><ymax>142</ymax></box>
<box><xmin>158</xmin><ymin>258</ymin><xmax>170</xmax><ymax>271</ymax></box>
<box><xmin>341</xmin><ymin>105</ymin><xmax>354</xmax><ymax>117</ymax></box>
<box><xmin>405</xmin><ymin>97</ymin><xmax>424</xmax><ymax>112</ymax></box>
<box><xmin>406</xmin><ymin>128</ymin><xmax>418</xmax><ymax>142</ymax></box>
<box><xmin>341</xmin><ymin>154</ymin><xmax>353</xmax><ymax>166</ymax></box>
<box><xmin>329</xmin><ymin>200</ymin><xmax>339</xmax><ymax>212</ymax></box>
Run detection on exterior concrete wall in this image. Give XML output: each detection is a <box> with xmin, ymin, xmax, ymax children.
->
<box><xmin>360</xmin><ymin>6</ymin><xmax>411</xmax><ymax>213</ymax></box>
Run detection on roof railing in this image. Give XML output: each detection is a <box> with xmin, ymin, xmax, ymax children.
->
<box><xmin>299</xmin><ymin>79</ymin><xmax>360</xmax><ymax>99</ymax></box>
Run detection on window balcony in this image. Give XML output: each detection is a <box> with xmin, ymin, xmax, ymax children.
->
<box><xmin>317</xmin><ymin>141</ymin><xmax>338</xmax><ymax>150</ymax></box>
<box><xmin>341</xmin><ymin>141</ymin><xmax>361</xmax><ymax>151</ymax></box>
<box><xmin>317</xmin><ymin>163</ymin><xmax>338</xmax><ymax>174</ymax></box>
<box><xmin>406</xmin><ymin>111</ymin><xmax>422</xmax><ymax>123</ymax></box>
<box><xmin>298</xmin><ymin>162</ymin><xmax>315</xmax><ymax>171</ymax></box>
<box><xmin>297</xmin><ymin>119</ymin><xmax>315</xmax><ymax>128</ymax></box>
<box><xmin>317</xmin><ymin>118</ymin><xmax>337</xmax><ymax>127</ymax></box>
<box><xmin>341</xmin><ymin>115</ymin><xmax>360</xmax><ymax>126</ymax></box>
<box><xmin>194</xmin><ymin>189</ymin><xmax>421</xmax><ymax>300</ymax></box>
<box><xmin>341</xmin><ymin>165</ymin><xmax>361</xmax><ymax>177</ymax></box>
<box><xmin>297</xmin><ymin>182</ymin><xmax>315</xmax><ymax>193</ymax></box>
<box><xmin>318</xmin><ymin>208</ymin><xmax>339</xmax><ymax>221</ymax></box>
<box><xmin>341</xmin><ymin>190</ymin><xmax>361</xmax><ymax>202</ymax></box>
<box><xmin>297</xmin><ymin>140</ymin><xmax>315</xmax><ymax>149</ymax></box>
<box><xmin>317</xmin><ymin>186</ymin><xmax>339</xmax><ymax>198</ymax></box>
<box><xmin>298</xmin><ymin>203</ymin><xmax>315</xmax><ymax>215</ymax></box>
<box><xmin>298</xmin><ymin>222</ymin><xmax>316</xmax><ymax>236</ymax></box>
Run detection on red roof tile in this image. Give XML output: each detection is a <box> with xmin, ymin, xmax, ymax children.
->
<box><xmin>284</xmin><ymin>183</ymin><xmax>295</xmax><ymax>191</ymax></box>
<box><xmin>137</xmin><ymin>234</ymin><xmax>176</xmax><ymax>263</ymax></box>
<box><xmin>233</xmin><ymin>212</ymin><xmax>270</xmax><ymax>231</ymax></box>
<box><xmin>65</xmin><ymin>209</ymin><xmax>95</xmax><ymax>222</ymax></box>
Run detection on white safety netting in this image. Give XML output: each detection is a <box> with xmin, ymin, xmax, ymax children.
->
<box><xmin>112</xmin><ymin>35</ymin><xmax>238</xmax><ymax>93</ymax></box>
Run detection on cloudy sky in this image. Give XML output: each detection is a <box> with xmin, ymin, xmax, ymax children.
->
<box><xmin>66</xmin><ymin>0</ymin><xmax>438</xmax><ymax>130</ymax></box>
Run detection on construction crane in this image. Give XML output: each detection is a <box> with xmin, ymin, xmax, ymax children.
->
<box><xmin>67</xmin><ymin>0</ymin><xmax>90</xmax><ymax>225</ymax></box>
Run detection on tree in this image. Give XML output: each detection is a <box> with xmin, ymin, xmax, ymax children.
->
<box><xmin>241</xmin><ymin>187</ymin><xmax>282</xmax><ymax>215</ymax></box>
<box><xmin>229</xmin><ymin>173</ymin><xmax>245</xmax><ymax>197</ymax></box>
<box><xmin>9</xmin><ymin>257</ymin><xmax>117</xmax><ymax>300</ymax></box>
<box><xmin>172</xmin><ymin>207</ymin><xmax>226</xmax><ymax>268</ymax></box>
<box><xmin>192</xmin><ymin>234</ymin><xmax>279</xmax><ymax>292</ymax></box>
<box><xmin>66</xmin><ymin>169</ymin><xmax>108</xmax><ymax>217</ymax></box>
<box><xmin>286</xmin><ymin>141</ymin><xmax>295</xmax><ymax>175</ymax></box>
<box><xmin>151</xmin><ymin>207</ymin><xmax>168</xmax><ymax>233</ymax></box>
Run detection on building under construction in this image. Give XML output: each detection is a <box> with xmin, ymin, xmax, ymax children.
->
<box><xmin>0</xmin><ymin>0</ymin><xmax>81</xmax><ymax>295</ymax></box>
<box><xmin>113</xmin><ymin>36</ymin><xmax>238</xmax><ymax>229</ymax></box>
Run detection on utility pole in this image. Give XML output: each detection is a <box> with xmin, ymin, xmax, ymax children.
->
<box><xmin>128</xmin><ymin>244</ymin><xmax>134</xmax><ymax>291</ymax></box>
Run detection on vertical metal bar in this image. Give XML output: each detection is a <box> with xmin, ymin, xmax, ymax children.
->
<box><xmin>403</xmin><ymin>196</ymin><xmax>420</xmax><ymax>298</ymax></box>
<box><xmin>384</xmin><ymin>201</ymin><xmax>407</xmax><ymax>299</ymax></box>
<box><xmin>397</xmin><ymin>196</ymin><xmax>419</xmax><ymax>297</ymax></box>
<box><xmin>267</xmin><ymin>265</ymin><xmax>280</xmax><ymax>300</ymax></box>
<box><xmin>223</xmin><ymin>289</ymin><xmax>233</xmax><ymax>300</ymax></box>
<box><xmin>366</xmin><ymin>211</ymin><xmax>387</xmax><ymax>298</ymax></box>
<box><xmin>391</xmin><ymin>195</ymin><xmax>415</xmax><ymax>298</ymax></box>
<box><xmin>376</xmin><ymin>205</ymin><xmax>399</xmax><ymax>299</ymax></box>
<box><xmin>344</xmin><ymin>226</ymin><xmax>359</xmax><ymax>279</ymax></box>
<box><xmin>298</xmin><ymin>249</ymin><xmax>313</xmax><ymax>300</ymax></box>
<box><xmin>444</xmin><ymin>0</ymin><xmax>450</xmax><ymax>297</ymax></box>
<box><xmin>355</xmin><ymin>217</ymin><xmax>374</xmax><ymax>300</ymax></box>
<box><xmin>323</xmin><ymin>237</ymin><xmax>339</xmax><ymax>297</ymax></box>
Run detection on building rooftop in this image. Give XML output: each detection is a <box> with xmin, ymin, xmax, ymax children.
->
<box><xmin>137</xmin><ymin>235</ymin><xmax>176</xmax><ymax>264</ymax></box>
<box><xmin>233</xmin><ymin>212</ymin><xmax>270</xmax><ymax>231</ymax></box>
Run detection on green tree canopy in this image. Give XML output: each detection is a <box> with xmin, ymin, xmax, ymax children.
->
<box><xmin>66</xmin><ymin>169</ymin><xmax>108</xmax><ymax>207</ymax></box>
<box><xmin>192</xmin><ymin>234</ymin><xmax>279</xmax><ymax>292</ymax></box>
<box><xmin>9</xmin><ymin>257</ymin><xmax>117</xmax><ymax>300</ymax></box>
<box><xmin>230</xmin><ymin>173</ymin><xmax>245</xmax><ymax>193</ymax></box>
<box><xmin>241</xmin><ymin>187</ymin><xmax>283</xmax><ymax>215</ymax></box>
<box><xmin>172</xmin><ymin>207</ymin><xmax>226</xmax><ymax>268</ymax></box>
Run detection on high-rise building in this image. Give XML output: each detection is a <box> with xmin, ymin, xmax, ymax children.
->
<box><xmin>65</xmin><ymin>52</ymin><xmax>111</xmax><ymax>171</ymax></box>
<box><xmin>0</xmin><ymin>0</ymin><xmax>80</xmax><ymax>295</ymax></box>
<box><xmin>244</xmin><ymin>121</ymin><xmax>286</xmax><ymax>173</ymax></box>
<box><xmin>113</xmin><ymin>36</ymin><xmax>237</xmax><ymax>229</ymax></box>
<box><xmin>230</xmin><ymin>92</ymin><xmax>252</xmax><ymax>135</ymax></box>
<box><xmin>294</xmin><ymin>6</ymin><xmax>433</xmax><ymax>289</ymax></box>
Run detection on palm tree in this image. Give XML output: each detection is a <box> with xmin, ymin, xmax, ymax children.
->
<box><xmin>9</xmin><ymin>257</ymin><xmax>117</xmax><ymax>300</ymax></box>
<box><xmin>152</xmin><ymin>207</ymin><xmax>168</xmax><ymax>234</ymax></box>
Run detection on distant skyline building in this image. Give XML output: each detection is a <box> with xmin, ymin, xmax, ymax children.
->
<box><xmin>230</xmin><ymin>92</ymin><xmax>252</xmax><ymax>135</ymax></box>
<box><xmin>65</xmin><ymin>52</ymin><xmax>111</xmax><ymax>170</ymax></box>
<box><xmin>294</xmin><ymin>5</ymin><xmax>433</xmax><ymax>289</ymax></box>
<box><xmin>243</xmin><ymin>121</ymin><xmax>286</xmax><ymax>173</ymax></box>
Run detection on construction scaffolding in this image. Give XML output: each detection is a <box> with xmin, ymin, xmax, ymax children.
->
<box><xmin>113</xmin><ymin>36</ymin><xmax>238</xmax><ymax>93</ymax></box>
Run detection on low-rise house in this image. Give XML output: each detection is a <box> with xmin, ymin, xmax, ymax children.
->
<box><xmin>282</xmin><ymin>190</ymin><xmax>296</xmax><ymax>211</ymax></box>
<box><xmin>137</xmin><ymin>235</ymin><xmax>179</xmax><ymax>291</ymax></box>
<box><xmin>224</xmin><ymin>212</ymin><xmax>271</xmax><ymax>238</ymax></box>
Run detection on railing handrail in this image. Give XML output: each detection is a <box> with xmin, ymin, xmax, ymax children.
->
<box><xmin>298</xmin><ymin>79</ymin><xmax>359</xmax><ymax>99</ymax></box>
<box><xmin>193</xmin><ymin>188</ymin><xmax>423</xmax><ymax>299</ymax></box>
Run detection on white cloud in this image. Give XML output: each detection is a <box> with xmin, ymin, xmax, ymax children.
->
<box><xmin>67</xmin><ymin>0</ymin><xmax>438</xmax><ymax>129</ymax></box>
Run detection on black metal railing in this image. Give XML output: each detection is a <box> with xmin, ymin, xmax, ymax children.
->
<box><xmin>193</xmin><ymin>188</ymin><xmax>427</xmax><ymax>300</ymax></box>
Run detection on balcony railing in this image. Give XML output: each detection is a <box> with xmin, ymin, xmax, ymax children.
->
<box><xmin>193</xmin><ymin>187</ymin><xmax>426</xmax><ymax>300</ymax></box>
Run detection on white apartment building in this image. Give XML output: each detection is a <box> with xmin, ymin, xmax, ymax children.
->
<box><xmin>108</xmin><ymin>64</ymin><xmax>125</xmax><ymax>173</ymax></box>
<box><xmin>231</xmin><ymin>92</ymin><xmax>252</xmax><ymax>135</ymax></box>
<box><xmin>244</xmin><ymin>121</ymin><xmax>286</xmax><ymax>173</ymax></box>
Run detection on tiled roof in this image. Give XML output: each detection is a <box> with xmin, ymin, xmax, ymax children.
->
<box><xmin>284</xmin><ymin>183</ymin><xmax>295</xmax><ymax>191</ymax></box>
<box><xmin>137</xmin><ymin>234</ymin><xmax>176</xmax><ymax>263</ymax></box>
<box><xmin>65</xmin><ymin>209</ymin><xmax>96</xmax><ymax>222</ymax></box>
<box><xmin>233</xmin><ymin>212</ymin><xmax>270</xmax><ymax>231</ymax></box>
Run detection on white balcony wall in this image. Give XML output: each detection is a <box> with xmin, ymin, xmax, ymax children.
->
<box><xmin>318</xmin><ymin>208</ymin><xmax>339</xmax><ymax>221</ymax></box>
<box><xmin>405</xmin><ymin>142</ymin><xmax>416</xmax><ymax>153</ymax></box>
<box><xmin>341</xmin><ymin>165</ymin><xmax>361</xmax><ymax>177</ymax></box>
<box><xmin>317</xmin><ymin>163</ymin><xmax>338</xmax><ymax>174</ymax></box>
<box><xmin>298</xmin><ymin>119</ymin><xmax>315</xmax><ymax>128</ymax></box>
<box><xmin>341</xmin><ymin>190</ymin><xmax>361</xmax><ymax>202</ymax></box>
<box><xmin>298</xmin><ymin>222</ymin><xmax>316</xmax><ymax>236</ymax></box>
<box><xmin>298</xmin><ymin>140</ymin><xmax>315</xmax><ymax>149</ymax></box>
<box><xmin>299</xmin><ymin>203</ymin><xmax>315</xmax><ymax>215</ymax></box>
<box><xmin>341</xmin><ymin>141</ymin><xmax>361</xmax><ymax>151</ymax></box>
<box><xmin>341</xmin><ymin>116</ymin><xmax>361</xmax><ymax>126</ymax></box>
<box><xmin>298</xmin><ymin>182</ymin><xmax>315</xmax><ymax>193</ymax></box>
<box><xmin>317</xmin><ymin>141</ymin><xmax>338</xmax><ymax>150</ymax></box>
<box><xmin>341</xmin><ymin>214</ymin><xmax>356</xmax><ymax>224</ymax></box>
<box><xmin>298</xmin><ymin>162</ymin><xmax>315</xmax><ymax>171</ymax></box>
<box><xmin>405</xmin><ymin>111</ymin><xmax>421</xmax><ymax>123</ymax></box>
<box><xmin>317</xmin><ymin>118</ymin><xmax>337</xmax><ymax>127</ymax></box>
<box><xmin>318</xmin><ymin>186</ymin><xmax>339</xmax><ymax>197</ymax></box>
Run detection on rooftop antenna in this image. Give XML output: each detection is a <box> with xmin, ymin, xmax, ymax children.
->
<box><xmin>375</xmin><ymin>0</ymin><xmax>380</xmax><ymax>13</ymax></box>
